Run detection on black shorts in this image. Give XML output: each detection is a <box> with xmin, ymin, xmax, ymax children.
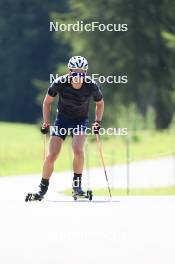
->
<box><xmin>51</xmin><ymin>114</ymin><xmax>89</xmax><ymax>140</ymax></box>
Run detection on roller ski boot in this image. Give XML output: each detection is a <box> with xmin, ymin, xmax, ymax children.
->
<box><xmin>25</xmin><ymin>179</ymin><xmax>49</xmax><ymax>202</ymax></box>
<box><xmin>72</xmin><ymin>174</ymin><xmax>92</xmax><ymax>201</ymax></box>
<box><xmin>72</xmin><ymin>187</ymin><xmax>93</xmax><ymax>201</ymax></box>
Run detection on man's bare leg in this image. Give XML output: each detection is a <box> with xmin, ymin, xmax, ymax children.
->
<box><xmin>42</xmin><ymin>136</ymin><xmax>63</xmax><ymax>180</ymax></box>
<box><xmin>72</xmin><ymin>134</ymin><xmax>86</xmax><ymax>194</ymax></box>
<box><xmin>38</xmin><ymin>136</ymin><xmax>63</xmax><ymax>198</ymax></box>
<box><xmin>72</xmin><ymin>134</ymin><xmax>86</xmax><ymax>173</ymax></box>
<box><xmin>25</xmin><ymin>136</ymin><xmax>64</xmax><ymax>201</ymax></box>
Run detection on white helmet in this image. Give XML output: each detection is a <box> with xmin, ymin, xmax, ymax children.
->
<box><xmin>68</xmin><ymin>56</ymin><xmax>88</xmax><ymax>71</ymax></box>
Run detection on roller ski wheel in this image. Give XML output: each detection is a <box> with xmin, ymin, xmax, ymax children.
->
<box><xmin>25</xmin><ymin>193</ymin><xmax>44</xmax><ymax>202</ymax></box>
<box><xmin>72</xmin><ymin>190</ymin><xmax>93</xmax><ymax>201</ymax></box>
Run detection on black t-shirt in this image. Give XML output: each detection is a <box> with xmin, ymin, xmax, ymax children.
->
<box><xmin>47</xmin><ymin>75</ymin><xmax>103</xmax><ymax>119</ymax></box>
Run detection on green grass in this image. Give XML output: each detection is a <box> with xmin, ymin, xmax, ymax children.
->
<box><xmin>0</xmin><ymin>122</ymin><xmax>74</xmax><ymax>176</ymax></box>
<box><xmin>62</xmin><ymin>187</ymin><xmax>175</xmax><ymax>196</ymax></box>
<box><xmin>0</xmin><ymin>122</ymin><xmax>175</xmax><ymax>176</ymax></box>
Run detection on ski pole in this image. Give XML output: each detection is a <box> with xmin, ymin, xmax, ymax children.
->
<box><xmin>95</xmin><ymin>134</ymin><xmax>112</xmax><ymax>198</ymax></box>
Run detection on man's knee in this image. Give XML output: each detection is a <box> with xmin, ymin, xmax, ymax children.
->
<box><xmin>73</xmin><ymin>145</ymin><xmax>84</xmax><ymax>157</ymax></box>
<box><xmin>46</xmin><ymin>152</ymin><xmax>58</xmax><ymax>163</ymax></box>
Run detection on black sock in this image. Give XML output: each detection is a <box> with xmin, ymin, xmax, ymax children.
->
<box><xmin>41</xmin><ymin>178</ymin><xmax>49</xmax><ymax>187</ymax></box>
<box><xmin>38</xmin><ymin>178</ymin><xmax>49</xmax><ymax>196</ymax></box>
<box><xmin>73</xmin><ymin>173</ymin><xmax>82</xmax><ymax>188</ymax></box>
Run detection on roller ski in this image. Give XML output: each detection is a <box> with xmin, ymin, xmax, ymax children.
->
<box><xmin>72</xmin><ymin>173</ymin><xmax>93</xmax><ymax>201</ymax></box>
<box><xmin>72</xmin><ymin>188</ymin><xmax>93</xmax><ymax>201</ymax></box>
<box><xmin>25</xmin><ymin>178</ymin><xmax>49</xmax><ymax>202</ymax></box>
<box><xmin>25</xmin><ymin>193</ymin><xmax>44</xmax><ymax>202</ymax></box>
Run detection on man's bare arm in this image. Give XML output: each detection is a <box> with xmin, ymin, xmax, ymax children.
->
<box><xmin>43</xmin><ymin>95</ymin><xmax>54</xmax><ymax>124</ymax></box>
<box><xmin>95</xmin><ymin>99</ymin><xmax>104</xmax><ymax>121</ymax></box>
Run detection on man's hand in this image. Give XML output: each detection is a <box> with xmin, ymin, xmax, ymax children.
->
<box><xmin>92</xmin><ymin>121</ymin><xmax>101</xmax><ymax>134</ymax></box>
<box><xmin>40</xmin><ymin>123</ymin><xmax>50</xmax><ymax>134</ymax></box>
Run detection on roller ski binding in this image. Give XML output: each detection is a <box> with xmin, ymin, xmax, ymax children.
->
<box><xmin>72</xmin><ymin>174</ymin><xmax>93</xmax><ymax>201</ymax></box>
<box><xmin>72</xmin><ymin>186</ymin><xmax>93</xmax><ymax>201</ymax></box>
<box><xmin>25</xmin><ymin>179</ymin><xmax>49</xmax><ymax>202</ymax></box>
<box><xmin>25</xmin><ymin>193</ymin><xmax>44</xmax><ymax>202</ymax></box>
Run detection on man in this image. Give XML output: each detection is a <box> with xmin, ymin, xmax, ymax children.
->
<box><xmin>26</xmin><ymin>56</ymin><xmax>104</xmax><ymax>201</ymax></box>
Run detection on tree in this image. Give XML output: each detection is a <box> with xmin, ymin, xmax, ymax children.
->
<box><xmin>0</xmin><ymin>0</ymin><xmax>68</xmax><ymax>123</ymax></box>
<box><xmin>52</xmin><ymin>0</ymin><xmax>175</xmax><ymax>128</ymax></box>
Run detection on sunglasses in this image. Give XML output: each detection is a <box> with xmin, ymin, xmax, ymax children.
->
<box><xmin>70</xmin><ymin>71</ymin><xmax>86</xmax><ymax>77</ymax></box>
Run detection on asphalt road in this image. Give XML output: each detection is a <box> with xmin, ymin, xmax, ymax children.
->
<box><xmin>0</xmin><ymin>157</ymin><xmax>175</xmax><ymax>264</ymax></box>
<box><xmin>0</xmin><ymin>188</ymin><xmax>175</xmax><ymax>263</ymax></box>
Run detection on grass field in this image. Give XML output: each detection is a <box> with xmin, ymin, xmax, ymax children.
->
<box><xmin>62</xmin><ymin>187</ymin><xmax>175</xmax><ymax>196</ymax></box>
<box><xmin>0</xmin><ymin>122</ymin><xmax>175</xmax><ymax>176</ymax></box>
